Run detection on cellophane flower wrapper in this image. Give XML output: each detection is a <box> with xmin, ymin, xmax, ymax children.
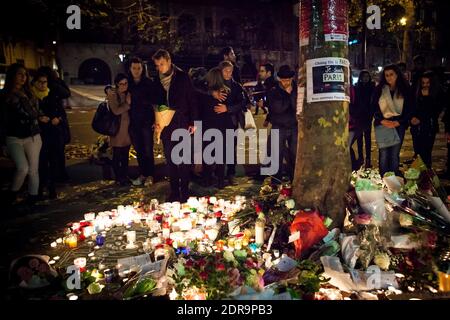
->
<box><xmin>355</xmin><ymin>177</ymin><xmax>387</xmax><ymax>226</ymax></box>
<box><xmin>154</xmin><ymin>108</ymin><xmax>175</xmax><ymax>144</ymax></box>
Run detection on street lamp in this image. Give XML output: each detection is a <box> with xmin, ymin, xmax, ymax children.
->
<box><xmin>400</xmin><ymin>17</ymin><xmax>407</xmax><ymax>26</ymax></box>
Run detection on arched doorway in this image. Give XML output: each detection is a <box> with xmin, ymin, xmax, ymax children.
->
<box><xmin>78</xmin><ymin>58</ymin><xmax>112</xmax><ymax>85</ymax></box>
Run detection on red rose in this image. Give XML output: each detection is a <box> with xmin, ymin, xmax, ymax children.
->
<box><xmin>165</xmin><ymin>238</ymin><xmax>174</xmax><ymax>246</ymax></box>
<box><xmin>38</xmin><ymin>263</ymin><xmax>50</xmax><ymax>274</ymax></box>
<box><xmin>29</xmin><ymin>258</ymin><xmax>40</xmax><ymax>269</ymax></box>
<box><xmin>199</xmin><ymin>271</ymin><xmax>208</xmax><ymax>281</ymax></box>
<box><xmin>245</xmin><ymin>258</ymin><xmax>256</xmax><ymax>268</ymax></box>
<box><xmin>155</xmin><ymin>215</ymin><xmax>163</xmax><ymax>222</ymax></box>
<box><xmin>255</xmin><ymin>204</ymin><xmax>262</xmax><ymax>213</ymax></box>
<box><xmin>216</xmin><ymin>263</ymin><xmax>226</xmax><ymax>271</ymax></box>
<box><xmin>215</xmin><ymin>211</ymin><xmax>223</xmax><ymax>218</ymax></box>
<box><xmin>186</xmin><ymin>260</ymin><xmax>194</xmax><ymax>268</ymax></box>
<box><xmin>197</xmin><ymin>258</ymin><xmax>207</xmax><ymax>268</ymax></box>
<box><xmin>280</xmin><ymin>187</ymin><xmax>292</xmax><ymax>197</ymax></box>
<box><xmin>17</xmin><ymin>266</ymin><xmax>33</xmax><ymax>282</ymax></box>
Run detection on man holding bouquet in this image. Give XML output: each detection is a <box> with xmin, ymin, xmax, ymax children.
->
<box><xmin>152</xmin><ymin>49</ymin><xmax>199</xmax><ymax>203</ymax></box>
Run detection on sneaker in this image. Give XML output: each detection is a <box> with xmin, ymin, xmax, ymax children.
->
<box><xmin>144</xmin><ymin>176</ymin><xmax>154</xmax><ymax>187</ymax></box>
<box><xmin>131</xmin><ymin>176</ymin><xmax>144</xmax><ymax>186</ymax></box>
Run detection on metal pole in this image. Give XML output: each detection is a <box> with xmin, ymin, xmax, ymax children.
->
<box><xmin>361</xmin><ymin>0</ymin><xmax>367</xmax><ymax>69</ymax></box>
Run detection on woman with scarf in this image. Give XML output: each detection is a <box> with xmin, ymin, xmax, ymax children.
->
<box><xmin>372</xmin><ymin>64</ymin><xmax>414</xmax><ymax>176</ymax></box>
<box><xmin>410</xmin><ymin>72</ymin><xmax>445</xmax><ymax>168</ymax></box>
<box><xmin>32</xmin><ymin>71</ymin><xmax>66</xmax><ymax>199</ymax></box>
<box><xmin>106</xmin><ymin>73</ymin><xmax>132</xmax><ymax>186</ymax></box>
<box><xmin>1</xmin><ymin>64</ymin><xmax>42</xmax><ymax>206</ymax></box>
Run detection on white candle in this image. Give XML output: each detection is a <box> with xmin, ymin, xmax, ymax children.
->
<box><xmin>67</xmin><ymin>293</ymin><xmax>78</xmax><ymax>300</ymax></box>
<box><xmin>126</xmin><ymin>231</ymin><xmax>136</xmax><ymax>243</ymax></box>
<box><xmin>50</xmin><ymin>242</ymin><xmax>57</xmax><ymax>248</ymax></box>
<box><xmin>56</xmin><ymin>238</ymin><xmax>63</xmax><ymax>244</ymax></box>
<box><xmin>84</xmin><ymin>212</ymin><xmax>96</xmax><ymax>221</ymax></box>
<box><xmin>205</xmin><ymin>228</ymin><xmax>219</xmax><ymax>241</ymax></box>
<box><xmin>74</xmin><ymin>257</ymin><xmax>87</xmax><ymax>270</ymax></box>
<box><xmin>83</xmin><ymin>226</ymin><xmax>94</xmax><ymax>237</ymax></box>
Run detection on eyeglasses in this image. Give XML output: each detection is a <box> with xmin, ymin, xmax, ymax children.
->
<box><xmin>118</xmin><ymin>82</ymin><xmax>128</xmax><ymax>86</ymax></box>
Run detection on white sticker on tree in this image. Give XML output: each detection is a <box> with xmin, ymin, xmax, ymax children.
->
<box><xmin>306</xmin><ymin>57</ymin><xmax>350</xmax><ymax>103</ymax></box>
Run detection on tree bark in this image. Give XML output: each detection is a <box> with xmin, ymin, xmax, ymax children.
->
<box><xmin>293</xmin><ymin>0</ymin><xmax>351</xmax><ymax>228</ymax></box>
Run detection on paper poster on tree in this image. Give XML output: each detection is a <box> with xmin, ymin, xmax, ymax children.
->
<box><xmin>306</xmin><ymin>57</ymin><xmax>350</xmax><ymax>103</ymax></box>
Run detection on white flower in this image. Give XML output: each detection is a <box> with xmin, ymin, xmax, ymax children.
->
<box><xmin>290</xmin><ymin>210</ymin><xmax>297</xmax><ymax>216</ymax></box>
<box><xmin>374</xmin><ymin>252</ymin><xmax>390</xmax><ymax>271</ymax></box>
<box><xmin>285</xmin><ymin>199</ymin><xmax>295</xmax><ymax>210</ymax></box>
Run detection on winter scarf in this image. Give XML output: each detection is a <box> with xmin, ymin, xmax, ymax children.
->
<box><xmin>31</xmin><ymin>85</ymin><xmax>50</xmax><ymax>101</ymax></box>
<box><xmin>378</xmin><ymin>85</ymin><xmax>404</xmax><ymax>119</ymax></box>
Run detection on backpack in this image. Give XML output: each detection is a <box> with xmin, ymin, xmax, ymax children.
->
<box><xmin>91</xmin><ymin>101</ymin><xmax>121</xmax><ymax>136</ymax></box>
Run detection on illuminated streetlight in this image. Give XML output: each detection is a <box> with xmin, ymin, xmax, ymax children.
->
<box><xmin>400</xmin><ymin>17</ymin><xmax>407</xmax><ymax>26</ymax></box>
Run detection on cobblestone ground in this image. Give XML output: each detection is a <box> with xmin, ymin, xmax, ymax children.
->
<box><xmin>1</xmin><ymin>108</ymin><xmax>449</xmax><ymax>297</ymax></box>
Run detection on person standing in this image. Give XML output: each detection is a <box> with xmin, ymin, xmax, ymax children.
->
<box><xmin>410</xmin><ymin>72</ymin><xmax>444</xmax><ymax>168</ymax></box>
<box><xmin>218</xmin><ymin>60</ymin><xmax>248</xmax><ymax>185</ymax></box>
<box><xmin>199</xmin><ymin>67</ymin><xmax>235</xmax><ymax>189</ymax></box>
<box><xmin>221</xmin><ymin>47</ymin><xmax>241</xmax><ymax>83</ymax></box>
<box><xmin>372</xmin><ymin>64</ymin><xmax>414</xmax><ymax>176</ymax></box>
<box><xmin>349</xmin><ymin>70</ymin><xmax>376</xmax><ymax>169</ymax></box>
<box><xmin>32</xmin><ymin>71</ymin><xmax>66</xmax><ymax>199</ymax></box>
<box><xmin>152</xmin><ymin>49</ymin><xmax>198</xmax><ymax>203</ymax></box>
<box><xmin>107</xmin><ymin>73</ymin><xmax>132</xmax><ymax>186</ymax></box>
<box><xmin>266</xmin><ymin>65</ymin><xmax>298</xmax><ymax>182</ymax></box>
<box><xmin>254</xmin><ymin>63</ymin><xmax>276</xmax><ymax>115</ymax></box>
<box><xmin>127</xmin><ymin>57</ymin><xmax>156</xmax><ymax>186</ymax></box>
<box><xmin>0</xmin><ymin>64</ymin><xmax>42</xmax><ymax>206</ymax></box>
<box><xmin>37</xmin><ymin>66</ymin><xmax>71</xmax><ymax>183</ymax></box>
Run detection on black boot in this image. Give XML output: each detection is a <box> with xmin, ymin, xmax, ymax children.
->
<box><xmin>26</xmin><ymin>194</ymin><xmax>40</xmax><ymax>206</ymax></box>
<box><xmin>5</xmin><ymin>190</ymin><xmax>18</xmax><ymax>206</ymax></box>
<box><xmin>48</xmin><ymin>186</ymin><xmax>57</xmax><ymax>200</ymax></box>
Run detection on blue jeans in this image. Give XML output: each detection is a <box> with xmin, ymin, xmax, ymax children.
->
<box><xmin>378</xmin><ymin>126</ymin><xmax>406</xmax><ymax>176</ymax></box>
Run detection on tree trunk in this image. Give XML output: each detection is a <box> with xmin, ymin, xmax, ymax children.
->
<box><xmin>293</xmin><ymin>0</ymin><xmax>351</xmax><ymax>228</ymax></box>
<box><xmin>402</xmin><ymin>0</ymin><xmax>415</xmax><ymax>67</ymax></box>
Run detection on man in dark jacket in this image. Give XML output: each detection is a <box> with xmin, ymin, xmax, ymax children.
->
<box><xmin>254</xmin><ymin>63</ymin><xmax>276</xmax><ymax>115</ymax></box>
<box><xmin>152</xmin><ymin>49</ymin><xmax>199</xmax><ymax>202</ymax></box>
<box><xmin>221</xmin><ymin>47</ymin><xmax>241</xmax><ymax>84</ymax></box>
<box><xmin>127</xmin><ymin>57</ymin><xmax>156</xmax><ymax>187</ymax></box>
<box><xmin>266</xmin><ymin>65</ymin><xmax>298</xmax><ymax>182</ymax></box>
<box><xmin>217</xmin><ymin>60</ymin><xmax>248</xmax><ymax>185</ymax></box>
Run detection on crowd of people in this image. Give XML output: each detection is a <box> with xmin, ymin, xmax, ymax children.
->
<box><xmin>1</xmin><ymin>64</ymin><xmax>71</xmax><ymax>207</ymax></box>
<box><xmin>2</xmin><ymin>48</ymin><xmax>450</xmax><ymax>209</ymax></box>
<box><xmin>349</xmin><ymin>55</ymin><xmax>450</xmax><ymax>178</ymax></box>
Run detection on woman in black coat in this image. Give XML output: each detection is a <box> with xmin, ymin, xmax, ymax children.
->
<box><xmin>198</xmin><ymin>67</ymin><xmax>235</xmax><ymax>189</ymax></box>
<box><xmin>410</xmin><ymin>71</ymin><xmax>445</xmax><ymax>168</ymax></box>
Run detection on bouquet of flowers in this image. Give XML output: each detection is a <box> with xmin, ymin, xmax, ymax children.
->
<box><xmin>355</xmin><ymin>176</ymin><xmax>386</xmax><ymax>226</ymax></box>
<box><xmin>168</xmin><ymin>250</ymin><xmax>264</xmax><ymax>300</ymax></box>
<box><xmin>154</xmin><ymin>104</ymin><xmax>175</xmax><ymax>144</ymax></box>
<box><xmin>9</xmin><ymin>255</ymin><xmax>58</xmax><ymax>289</ymax></box>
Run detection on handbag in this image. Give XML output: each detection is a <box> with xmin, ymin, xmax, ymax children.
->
<box><xmin>91</xmin><ymin>101</ymin><xmax>121</xmax><ymax>136</ymax></box>
<box><xmin>374</xmin><ymin>125</ymin><xmax>400</xmax><ymax>149</ymax></box>
<box><xmin>244</xmin><ymin>110</ymin><xmax>256</xmax><ymax>129</ymax></box>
